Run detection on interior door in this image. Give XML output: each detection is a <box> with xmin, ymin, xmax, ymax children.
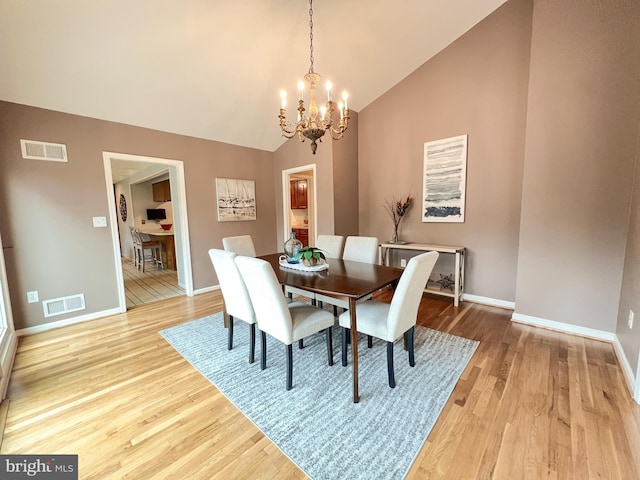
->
<box><xmin>0</xmin><ymin>231</ymin><xmax>17</xmax><ymax>400</ymax></box>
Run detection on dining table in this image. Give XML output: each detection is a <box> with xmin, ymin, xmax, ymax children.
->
<box><xmin>258</xmin><ymin>253</ymin><xmax>404</xmax><ymax>403</ymax></box>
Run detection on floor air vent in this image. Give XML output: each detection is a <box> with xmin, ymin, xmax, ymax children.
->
<box><xmin>43</xmin><ymin>294</ymin><xmax>85</xmax><ymax>318</ymax></box>
<box><xmin>20</xmin><ymin>139</ymin><xmax>68</xmax><ymax>162</ymax></box>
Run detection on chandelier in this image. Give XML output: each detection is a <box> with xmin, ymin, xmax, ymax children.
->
<box><xmin>278</xmin><ymin>0</ymin><xmax>350</xmax><ymax>154</ymax></box>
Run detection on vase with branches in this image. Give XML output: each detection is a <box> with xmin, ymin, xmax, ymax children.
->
<box><xmin>384</xmin><ymin>190</ymin><xmax>413</xmax><ymax>244</ymax></box>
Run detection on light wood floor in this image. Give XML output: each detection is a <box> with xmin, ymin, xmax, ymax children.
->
<box><xmin>2</xmin><ymin>290</ymin><xmax>639</xmax><ymax>479</ymax></box>
<box><xmin>122</xmin><ymin>257</ymin><xmax>184</xmax><ymax>309</ymax></box>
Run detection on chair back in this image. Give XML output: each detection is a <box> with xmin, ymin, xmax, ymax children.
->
<box><xmin>316</xmin><ymin>235</ymin><xmax>344</xmax><ymax>259</ymax></box>
<box><xmin>342</xmin><ymin>236</ymin><xmax>379</xmax><ymax>264</ymax></box>
<box><xmin>387</xmin><ymin>251</ymin><xmax>439</xmax><ymax>339</ymax></box>
<box><xmin>235</xmin><ymin>256</ymin><xmax>293</xmax><ymax>344</ymax></box>
<box><xmin>223</xmin><ymin>235</ymin><xmax>257</xmax><ymax>257</ymax></box>
<box><xmin>208</xmin><ymin>249</ymin><xmax>255</xmax><ymax>324</ymax></box>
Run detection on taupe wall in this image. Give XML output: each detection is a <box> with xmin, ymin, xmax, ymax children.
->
<box><xmin>515</xmin><ymin>0</ymin><xmax>640</xmax><ymax>335</ymax></box>
<box><xmin>617</xmin><ymin>122</ymin><xmax>640</xmax><ymax>380</ymax></box>
<box><xmin>331</xmin><ymin>112</ymin><xmax>360</xmax><ymax>238</ymax></box>
<box><xmin>273</xmin><ymin>134</ymin><xmax>334</xmax><ymax>249</ymax></box>
<box><xmin>358</xmin><ymin>0</ymin><xmax>532</xmax><ymax>302</ymax></box>
<box><xmin>0</xmin><ymin>102</ymin><xmax>276</xmax><ymax>330</ymax></box>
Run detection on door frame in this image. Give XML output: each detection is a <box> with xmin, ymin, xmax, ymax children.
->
<box><xmin>103</xmin><ymin>152</ymin><xmax>193</xmax><ymax>312</ymax></box>
<box><xmin>0</xmin><ymin>231</ymin><xmax>17</xmax><ymax>401</ymax></box>
<box><xmin>282</xmin><ymin>164</ymin><xmax>317</xmax><ymax>246</ymax></box>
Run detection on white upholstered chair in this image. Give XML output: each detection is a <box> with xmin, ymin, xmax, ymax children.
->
<box><xmin>222</xmin><ymin>235</ymin><xmax>257</xmax><ymax>257</ymax></box>
<box><xmin>316</xmin><ymin>235</ymin><xmax>380</xmax><ymax>313</ymax></box>
<box><xmin>284</xmin><ymin>235</ymin><xmax>345</xmax><ymax>307</ymax></box>
<box><xmin>338</xmin><ymin>251</ymin><xmax>439</xmax><ymax>387</ymax></box>
<box><xmin>342</xmin><ymin>235</ymin><xmax>379</xmax><ymax>263</ymax></box>
<box><xmin>208</xmin><ymin>249</ymin><xmax>257</xmax><ymax>363</ymax></box>
<box><xmin>315</xmin><ymin>234</ymin><xmax>345</xmax><ymax>259</ymax></box>
<box><xmin>236</xmin><ymin>256</ymin><xmax>335</xmax><ymax>390</ymax></box>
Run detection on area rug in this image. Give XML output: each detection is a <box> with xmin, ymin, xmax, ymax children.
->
<box><xmin>160</xmin><ymin>313</ymin><xmax>478</xmax><ymax>480</ymax></box>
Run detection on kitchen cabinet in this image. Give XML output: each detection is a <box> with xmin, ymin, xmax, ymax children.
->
<box><xmin>152</xmin><ymin>179</ymin><xmax>171</xmax><ymax>202</ymax></box>
<box><xmin>290</xmin><ymin>180</ymin><xmax>307</xmax><ymax>209</ymax></box>
<box><xmin>292</xmin><ymin>228</ymin><xmax>309</xmax><ymax>247</ymax></box>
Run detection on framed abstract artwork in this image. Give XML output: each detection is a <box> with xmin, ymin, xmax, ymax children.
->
<box><xmin>215</xmin><ymin>178</ymin><xmax>257</xmax><ymax>222</ymax></box>
<box><xmin>422</xmin><ymin>134</ymin><xmax>468</xmax><ymax>223</ymax></box>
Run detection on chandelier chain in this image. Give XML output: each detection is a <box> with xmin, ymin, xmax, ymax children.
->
<box><xmin>308</xmin><ymin>0</ymin><xmax>314</xmax><ymax>74</ymax></box>
<box><xmin>278</xmin><ymin>0</ymin><xmax>349</xmax><ymax>154</ymax></box>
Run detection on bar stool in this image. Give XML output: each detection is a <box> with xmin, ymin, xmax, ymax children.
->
<box><xmin>132</xmin><ymin>228</ymin><xmax>164</xmax><ymax>272</ymax></box>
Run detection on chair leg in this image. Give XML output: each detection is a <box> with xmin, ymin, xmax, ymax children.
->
<box><xmin>227</xmin><ymin>315</ymin><xmax>234</xmax><ymax>350</ymax></box>
<box><xmin>326</xmin><ymin>327</ymin><xmax>334</xmax><ymax>366</ymax></box>
<box><xmin>367</xmin><ymin>335</ymin><xmax>373</xmax><ymax>348</ymax></box>
<box><xmin>249</xmin><ymin>324</ymin><xmax>256</xmax><ymax>364</ymax></box>
<box><xmin>387</xmin><ymin>341</ymin><xmax>396</xmax><ymax>388</ymax></box>
<box><xmin>260</xmin><ymin>331</ymin><xmax>267</xmax><ymax>370</ymax></box>
<box><xmin>341</xmin><ymin>327</ymin><xmax>349</xmax><ymax>367</ymax></box>
<box><xmin>407</xmin><ymin>327</ymin><xmax>415</xmax><ymax>367</ymax></box>
<box><xmin>286</xmin><ymin>344</ymin><xmax>293</xmax><ymax>390</ymax></box>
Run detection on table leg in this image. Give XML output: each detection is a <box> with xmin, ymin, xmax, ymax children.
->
<box><xmin>349</xmin><ymin>298</ymin><xmax>359</xmax><ymax>403</ymax></box>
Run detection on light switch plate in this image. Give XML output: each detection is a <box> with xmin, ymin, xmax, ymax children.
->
<box><xmin>92</xmin><ymin>216</ymin><xmax>107</xmax><ymax>227</ymax></box>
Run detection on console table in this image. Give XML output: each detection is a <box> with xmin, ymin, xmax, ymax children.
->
<box><xmin>378</xmin><ymin>242</ymin><xmax>465</xmax><ymax>306</ymax></box>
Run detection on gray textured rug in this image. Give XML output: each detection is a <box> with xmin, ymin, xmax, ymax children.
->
<box><xmin>160</xmin><ymin>312</ymin><xmax>478</xmax><ymax>480</ymax></box>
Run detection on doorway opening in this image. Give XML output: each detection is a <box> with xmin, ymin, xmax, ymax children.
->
<box><xmin>282</xmin><ymin>164</ymin><xmax>317</xmax><ymax>247</ymax></box>
<box><xmin>103</xmin><ymin>152</ymin><xmax>193</xmax><ymax>312</ymax></box>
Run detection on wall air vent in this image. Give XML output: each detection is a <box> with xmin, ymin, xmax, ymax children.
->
<box><xmin>42</xmin><ymin>294</ymin><xmax>85</xmax><ymax>318</ymax></box>
<box><xmin>20</xmin><ymin>139</ymin><xmax>68</xmax><ymax>162</ymax></box>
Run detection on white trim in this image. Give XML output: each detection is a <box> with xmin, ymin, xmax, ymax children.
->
<box><xmin>462</xmin><ymin>294</ymin><xmax>515</xmax><ymax>310</ymax></box>
<box><xmin>511</xmin><ymin>312</ymin><xmax>616</xmax><ymax>342</ymax></box>
<box><xmin>281</xmin><ymin>164</ymin><xmax>317</xmax><ymax>244</ymax></box>
<box><xmin>16</xmin><ymin>308</ymin><xmax>122</xmax><ymax>336</ymax></box>
<box><xmin>0</xmin><ymin>229</ymin><xmax>17</xmax><ymax>400</ymax></box>
<box><xmin>193</xmin><ymin>285</ymin><xmax>221</xmax><ymax>296</ymax></box>
<box><xmin>611</xmin><ymin>336</ymin><xmax>638</xmax><ymax>402</ymax></box>
<box><xmin>103</xmin><ymin>152</ymin><xmax>194</xmax><ymax>314</ymax></box>
<box><xmin>512</xmin><ymin>312</ymin><xmax>639</xmax><ymax>404</ymax></box>
<box><xmin>0</xmin><ymin>333</ymin><xmax>17</xmax><ymax>400</ymax></box>
<box><xmin>636</xmin><ymin>349</ymin><xmax>640</xmax><ymax>404</ymax></box>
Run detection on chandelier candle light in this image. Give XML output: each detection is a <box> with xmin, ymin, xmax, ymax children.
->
<box><xmin>278</xmin><ymin>0</ymin><xmax>350</xmax><ymax>154</ymax></box>
<box><xmin>385</xmin><ymin>191</ymin><xmax>413</xmax><ymax>244</ymax></box>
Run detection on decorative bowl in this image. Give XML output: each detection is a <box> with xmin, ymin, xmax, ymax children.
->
<box><xmin>160</xmin><ymin>223</ymin><xmax>172</xmax><ymax>231</ymax></box>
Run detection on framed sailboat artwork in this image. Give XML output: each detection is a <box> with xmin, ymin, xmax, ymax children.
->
<box><xmin>215</xmin><ymin>178</ymin><xmax>257</xmax><ymax>222</ymax></box>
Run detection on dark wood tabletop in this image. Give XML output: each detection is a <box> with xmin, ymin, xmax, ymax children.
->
<box><xmin>259</xmin><ymin>253</ymin><xmax>403</xmax><ymax>298</ymax></box>
<box><xmin>258</xmin><ymin>253</ymin><xmax>404</xmax><ymax>402</ymax></box>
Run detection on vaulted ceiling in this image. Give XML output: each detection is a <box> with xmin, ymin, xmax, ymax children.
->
<box><xmin>0</xmin><ymin>1</ymin><xmax>507</xmax><ymax>153</ymax></box>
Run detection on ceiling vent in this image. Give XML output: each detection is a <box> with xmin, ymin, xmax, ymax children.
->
<box><xmin>20</xmin><ymin>139</ymin><xmax>68</xmax><ymax>162</ymax></box>
<box><xmin>42</xmin><ymin>294</ymin><xmax>85</xmax><ymax>318</ymax></box>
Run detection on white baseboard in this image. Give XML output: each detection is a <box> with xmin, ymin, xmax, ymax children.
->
<box><xmin>193</xmin><ymin>285</ymin><xmax>221</xmax><ymax>296</ymax></box>
<box><xmin>611</xmin><ymin>336</ymin><xmax>638</xmax><ymax>401</ymax></box>
<box><xmin>463</xmin><ymin>294</ymin><xmax>515</xmax><ymax>310</ymax></box>
<box><xmin>512</xmin><ymin>312</ymin><xmax>638</xmax><ymax>403</ymax></box>
<box><xmin>511</xmin><ymin>312</ymin><xmax>616</xmax><ymax>341</ymax></box>
<box><xmin>17</xmin><ymin>307</ymin><xmax>122</xmax><ymax>336</ymax></box>
<box><xmin>16</xmin><ymin>286</ymin><xmax>223</xmax><ymax>336</ymax></box>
